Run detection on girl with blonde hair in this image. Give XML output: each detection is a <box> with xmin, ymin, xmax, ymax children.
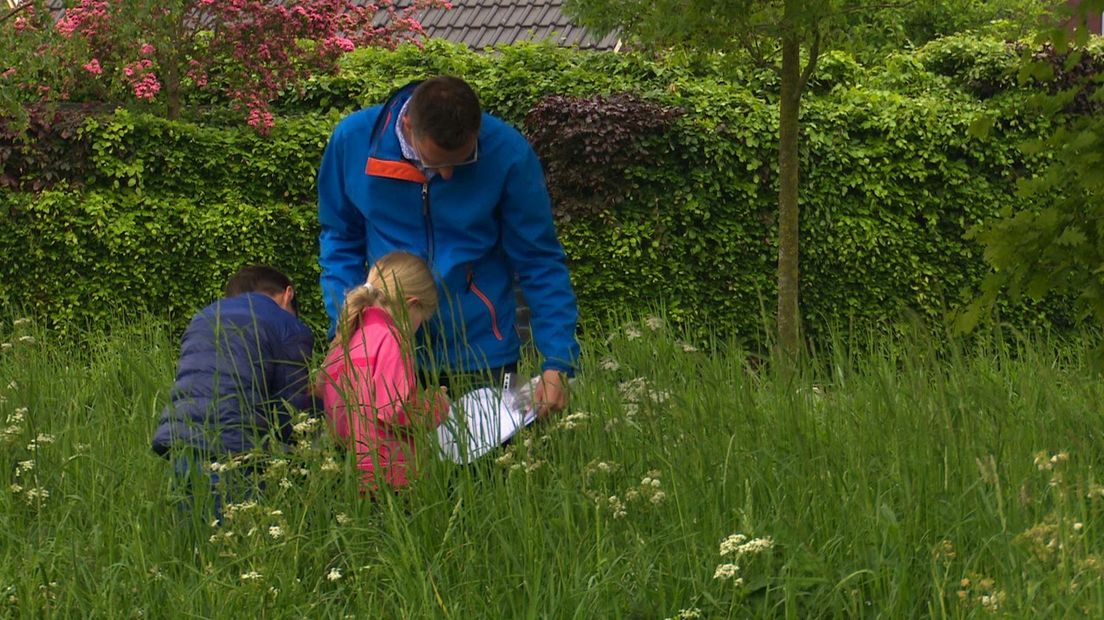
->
<box><xmin>319</xmin><ymin>251</ymin><xmax>448</xmax><ymax>490</ymax></box>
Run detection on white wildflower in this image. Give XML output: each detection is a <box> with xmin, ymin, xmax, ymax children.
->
<box><xmin>240</xmin><ymin>571</ymin><xmax>263</xmax><ymax>581</ymax></box>
<box><xmin>23</xmin><ymin>487</ymin><xmax>49</xmax><ymax>503</ymax></box>
<box><xmin>7</xmin><ymin>381</ymin><xmax>17</xmax><ymax>390</ymax></box>
<box><xmin>495</xmin><ymin>451</ymin><xmax>515</xmax><ymax>467</ymax></box>
<box><xmin>208</xmin><ymin>462</ymin><xmax>226</xmax><ymax>473</ymax></box>
<box><xmin>320</xmin><ymin>457</ymin><xmax>339</xmax><ymax>472</ymax></box>
<box><xmin>17</xmin><ymin>336</ymin><xmax>35</xmax><ymax>344</ymax></box>
<box><xmin>12</xmin><ymin>318</ymin><xmax>30</xmax><ymax>327</ymax></box>
<box><xmin>1074</xmin><ymin>522</ymin><xmax>1084</xmax><ymax>532</ymax></box>
<box><xmin>279</xmin><ymin>478</ymin><xmax>293</xmax><ymax>489</ymax></box>
<box><xmin>1034</xmin><ymin>451</ymin><xmax>1054</xmax><ymax>471</ymax></box>
<box><xmin>665</xmin><ymin>609</ymin><xmax>702</xmax><ymax>620</ymax></box>
<box><xmin>596</xmin><ymin>462</ymin><xmax>613</xmax><ymax>473</ymax></box>
<box><xmin>720</xmin><ymin>534</ymin><xmax>748</xmax><ymax>556</ymax></box>
<box><xmin>598</xmin><ymin>357</ymin><xmax>620</xmax><ymax>372</ymax></box>
<box><xmin>608</xmin><ymin>495</ymin><xmax>627</xmax><ymax>519</ymax></box>
<box><xmin>268</xmin><ymin>509</ymin><xmax>283</xmax><ymax>516</ymax></box>
<box><xmin>292</xmin><ymin>418</ymin><xmax>320</xmax><ymax>435</ymax></box>
<box><xmin>650</xmin><ymin>491</ymin><xmax>667</xmax><ymax>505</ymax></box>
<box><xmin>624</xmin><ymin>325</ymin><xmax>642</xmax><ymax>341</ymax></box>
<box><xmin>336</xmin><ymin>513</ymin><xmax>351</xmax><ymax>525</ymax></box>
<box><xmin>713</xmin><ymin>563</ymin><xmax>741</xmax><ymax>580</ymax></box>
<box><xmin>0</xmin><ymin>343</ymin><xmax>10</xmax><ymax>352</ymax></box>
<box><xmin>326</xmin><ymin>567</ymin><xmax>343</xmax><ymax>582</ymax></box>
<box><xmin>268</xmin><ymin>526</ymin><xmax>284</xmax><ymax>539</ymax></box>
<box><xmin>721</xmin><ymin>534</ymin><xmax>774</xmax><ymax>557</ymax></box>
<box><xmin>644</xmin><ymin>316</ymin><xmax>664</xmax><ymax>331</ymax></box>
<box><xmin>676</xmin><ymin>340</ymin><xmax>698</xmax><ymax>353</ymax></box>
<box><xmin>16</xmin><ymin>460</ymin><xmax>34</xmax><ymax>474</ymax></box>
<box><xmin>10</xmin><ymin>483</ymin><xmax>23</xmax><ymax>494</ymax></box>
<box><xmin>980</xmin><ymin>591</ymin><xmax>1006</xmax><ymax>612</ymax></box>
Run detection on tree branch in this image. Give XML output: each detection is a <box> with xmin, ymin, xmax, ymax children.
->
<box><xmin>0</xmin><ymin>0</ymin><xmax>33</xmax><ymax>27</ymax></box>
<box><xmin>797</xmin><ymin>24</ymin><xmax>822</xmax><ymax>96</ymax></box>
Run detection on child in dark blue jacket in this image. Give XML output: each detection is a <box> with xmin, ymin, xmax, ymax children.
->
<box><xmin>152</xmin><ymin>265</ymin><xmax>316</xmax><ymax>522</ymax></box>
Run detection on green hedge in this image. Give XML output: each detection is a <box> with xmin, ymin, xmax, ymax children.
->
<box><xmin>0</xmin><ymin>38</ymin><xmax>1080</xmax><ymax>343</ymax></box>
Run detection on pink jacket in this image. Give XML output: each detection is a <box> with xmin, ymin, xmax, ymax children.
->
<box><xmin>321</xmin><ymin>307</ymin><xmax>447</xmax><ymax>489</ymax></box>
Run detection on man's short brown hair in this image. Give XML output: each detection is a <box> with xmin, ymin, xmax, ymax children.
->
<box><xmin>407</xmin><ymin>76</ymin><xmax>482</xmax><ymax>150</ymax></box>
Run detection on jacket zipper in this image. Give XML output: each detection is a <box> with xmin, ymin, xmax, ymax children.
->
<box><xmin>467</xmin><ymin>266</ymin><xmax>504</xmax><ymax>341</ymax></box>
<box><xmin>422</xmin><ymin>182</ymin><xmax>435</xmax><ymax>265</ymax></box>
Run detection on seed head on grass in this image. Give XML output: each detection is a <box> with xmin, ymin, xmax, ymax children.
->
<box><xmin>599</xmin><ymin>357</ymin><xmax>621</xmax><ymax>372</ymax></box>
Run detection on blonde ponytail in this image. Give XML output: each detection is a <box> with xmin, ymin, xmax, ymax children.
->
<box><xmin>331</xmin><ymin>252</ymin><xmax>438</xmax><ymax>348</ymax></box>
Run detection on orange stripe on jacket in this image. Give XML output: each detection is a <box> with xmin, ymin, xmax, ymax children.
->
<box><xmin>365</xmin><ymin>158</ymin><xmax>426</xmax><ymax>183</ymax></box>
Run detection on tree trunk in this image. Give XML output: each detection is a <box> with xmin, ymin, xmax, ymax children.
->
<box><xmin>776</xmin><ymin>25</ymin><xmax>802</xmax><ymax>358</ymax></box>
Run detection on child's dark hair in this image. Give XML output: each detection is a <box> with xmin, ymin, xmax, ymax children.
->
<box><xmin>225</xmin><ymin>265</ymin><xmax>293</xmax><ymax>298</ymax></box>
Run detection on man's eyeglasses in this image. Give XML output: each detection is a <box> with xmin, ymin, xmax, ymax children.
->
<box><xmin>412</xmin><ymin>140</ymin><xmax>479</xmax><ymax>170</ymax></box>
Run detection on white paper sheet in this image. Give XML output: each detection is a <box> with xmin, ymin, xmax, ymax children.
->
<box><xmin>436</xmin><ymin>375</ymin><xmax>539</xmax><ymax>464</ymax></box>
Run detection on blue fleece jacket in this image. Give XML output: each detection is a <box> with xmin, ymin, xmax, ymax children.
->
<box><xmin>317</xmin><ymin>82</ymin><xmax>580</xmax><ymax>375</ymax></box>
<box><xmin>151</xmin><ymin>293</ymin><xmax>315</xmax><ymax>457</ymax></box>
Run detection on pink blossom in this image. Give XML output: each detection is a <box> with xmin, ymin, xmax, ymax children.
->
<box><xmin>141</xmin><ymin>44</ymin><xmax>156</xmax><ymax>56</ymax></box>
<box><xmin>325</xmin><ymin>36</ymin><xmax>355</xmax><ymax>52</ymax></box>
<box><xmin>1</xmin><ymin>68</ymin><xmax>16</xmax><ymax>79</ymax></box>
<box><xmin>13</xmin><ymin>17</ymin><xmax>28</xmax><ymax>32</ymax></box>
<box><xmin>83</xmin><ymin>59</ymin><xmax>103</xmax><ymax>75</ymax></box>
<box><xmin>246</xmin><ymin>106</ymin><xmax>274</xmax><ymax>130</ymax></box>
<box><xmin>132</xmin><ymin>72</ymin><xmax>161</xmax><ymax>100</ymax></box>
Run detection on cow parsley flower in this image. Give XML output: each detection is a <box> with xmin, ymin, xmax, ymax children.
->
<box><xmin>326</xmin><ymin>567</ymin><xmax>343</xmax><ymax>582</ymax></box>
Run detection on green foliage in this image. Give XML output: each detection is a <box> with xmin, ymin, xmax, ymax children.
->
<box><xmin>957</xmin><ymin>1</ymin><xmax>1104</xmax><ymax>361</ymax></box>
<box><xmin>840</xmin><ymin>0</ymin><xmax>1061</xmax><ymax>60</ymax></box>
<box><xmin>0</xmin><ymin>189</ymin><xmax>325</xmax><ymax>336</ymax></box>
<box><xmin>0</xmin><ymin>38</ymin><xmax>1086</xmax><ymax>343</ymax></box>
<box><xmin>3</xmin><ymin>316</ymin><xmax>1104</xmax><ymax>616</ymax></box>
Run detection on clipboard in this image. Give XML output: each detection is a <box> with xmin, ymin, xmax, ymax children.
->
<box><xmin>436</xmin><ymin>373</ymin><xmax>539</xmax><ymax>464</ymax></box>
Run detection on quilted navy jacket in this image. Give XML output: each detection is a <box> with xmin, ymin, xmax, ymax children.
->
<box><xmin>152</xmin><ymin>292</ymin><xmax>315</xmax><ymax>457</ymax></box>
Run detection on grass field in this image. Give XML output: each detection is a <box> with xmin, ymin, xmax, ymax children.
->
<box><xmin>2</xmin><ymin>315</ymin><xmax>1103</xmax><ymax>618</ymax></box>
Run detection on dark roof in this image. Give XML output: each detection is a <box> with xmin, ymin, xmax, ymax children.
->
<box><xmin>415</xmin><ymin>0</ymin><xmax>620</xmax><ymax>51</ymax></box>
<box><xmin>41</xmin><ymin>0</ymin><xmax>621</xmax><ymax>51</ymax></box>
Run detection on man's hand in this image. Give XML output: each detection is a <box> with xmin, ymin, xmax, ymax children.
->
<box><xmin>532</xmin><ymin>369</ymin><xmax>569</xmax><ymax>418</ymax></box>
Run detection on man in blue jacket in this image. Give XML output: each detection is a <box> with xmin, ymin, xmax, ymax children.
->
<box><xmin>318</xmin><ymin>75</ymin><xmax>579</xmax><ymax>416</ymax></box>
<box><xmin>152</xmin><ymin>265</ymin><xmax>315</xmax><ymax>521</ymax></box>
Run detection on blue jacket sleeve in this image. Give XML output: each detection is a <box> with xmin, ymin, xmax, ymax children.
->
<box><xmin>269</xmin><ymin>325</ymin><xmax>317</xmax><ymax>442</ymax></box>
<box><xmin>499</xmin><ymin>139</ymin><xmax>581</xmax><ymax>375</ymax></box>
<box><xmin>318</xmin><ymin>120</ymin><xmax>367</xmax><ymax>336</ymax></box>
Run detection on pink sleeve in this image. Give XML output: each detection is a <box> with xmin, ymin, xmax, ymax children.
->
<box><xmin>369</xmin><ymin>335</ymin><xmax>418</xmax><ymax>427</ymax></box>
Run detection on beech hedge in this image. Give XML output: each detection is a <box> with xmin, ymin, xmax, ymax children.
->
<box><xmin>0</xmin><ymin>38</ymin><xmax>1081</xmax><ymax>343</ymax></box>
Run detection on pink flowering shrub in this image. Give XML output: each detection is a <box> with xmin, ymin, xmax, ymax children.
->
<box><xmin>2</xmin><ymin>0</ymin><xmax>450</xmax><ymax>131</ymax></box>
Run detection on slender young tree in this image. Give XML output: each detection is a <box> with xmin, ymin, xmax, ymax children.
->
<box><xmin>567</xmin><ymin>0</ymin><xmax>900</xmax><ymax>358</ymax></box>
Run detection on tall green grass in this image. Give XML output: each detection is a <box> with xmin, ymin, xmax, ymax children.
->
<box><xmin>1</xmin><ymin>315</ymin><xmax>1102</xmax><ymax>618</ymax></box>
